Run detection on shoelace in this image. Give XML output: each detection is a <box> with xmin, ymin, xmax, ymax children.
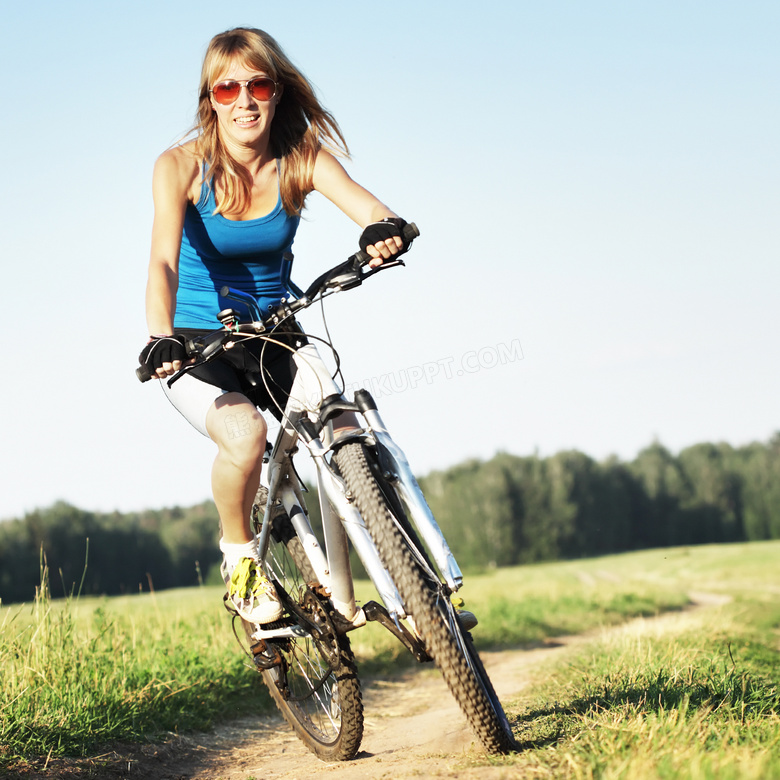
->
<box><xmin>229</xmin><ymin>558</ymin><xmax>273</xmax><ymax>599</ymax></box>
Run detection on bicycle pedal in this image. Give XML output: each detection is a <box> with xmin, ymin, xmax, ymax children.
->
<box><xmin>456</xmin><ymin>609</ymin><xmax>479</xmax><ymax>632</ymax></box>
<box><xmin>363</xmin><ymin>601</ymin><xmax>432</xmax><ymax>663</ymax></box>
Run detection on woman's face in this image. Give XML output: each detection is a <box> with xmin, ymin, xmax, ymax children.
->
<box><xmin>209</xmin><ymin>59</ymin><xmax>281</xmax><ymax>153</ymax></box>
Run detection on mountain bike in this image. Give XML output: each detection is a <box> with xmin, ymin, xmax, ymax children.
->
<box><xmin>137</xmin><ymin>223</ymin><xmax>517</xmax><ymax>760</ymax></box>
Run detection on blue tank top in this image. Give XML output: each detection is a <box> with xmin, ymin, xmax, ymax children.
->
<box><xmin>174</xmin><ymin>169</ymin><xmax>300</xmax><ymax>328</ymax></box>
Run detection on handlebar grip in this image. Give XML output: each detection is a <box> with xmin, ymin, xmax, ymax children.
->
<box><xmin>136</xmin><ymin>364</ymin><xmax>153</xmax><ymax>383</ymax></box>
<box><xmin>404</xmin><ymin>222</ymin><xmax>420</xmax><ymax>242</ymax></box>
<box><xmin>352</xmin><ymin>248</ymin><xmax>372</xmax><ymax>266</ymax></box>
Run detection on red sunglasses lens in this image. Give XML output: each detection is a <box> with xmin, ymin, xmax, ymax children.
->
<box><xmin>248</xmin><ymin>78</ymin><xmax>275</xmax><ymax>101</ymax></box>
<box><xmin>212</xmin><ymin>81</ymin><xmax>241</xmax><ymax>104</ymax></box>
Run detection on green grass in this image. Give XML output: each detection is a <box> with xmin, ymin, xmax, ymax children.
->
<box><xmin>502</xmin><ymin>602</ymin><xmax>780</xmax><ymax>779</ymax></box>
<box><xmin>0</xmin><ymin>566</ymin><xmax>271</xmax><ymax>765</ymax></box>
<box><xmin>2</xmin><ymin>541</ymin><xmax>780</xmax><ymax>779</ymax></box>
<box><xmin>470</xmin><ymin>542</ymin><xmax>780</xmax><ymax>779</ymax></box>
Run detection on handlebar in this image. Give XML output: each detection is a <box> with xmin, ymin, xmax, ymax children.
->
<box><xmin>136</xmin><ymin>222</ymin><xmax>419</xmax><ymax>383</ymax></box>
<box><xmin>298</xmin><ymin>221</ymin><xmax>419</xmax><ymax>303</ymax></box>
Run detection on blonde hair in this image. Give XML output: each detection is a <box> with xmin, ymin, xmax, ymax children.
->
<box><xmin>194</xmin><ymin>28</ymin><xmax>348</xmax><ymax>216</ymax></box>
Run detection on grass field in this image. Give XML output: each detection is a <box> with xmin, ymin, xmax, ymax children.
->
<box><xmin>1</xmin><ymin>541</ymin><xmax>779</xmax><ymax>778</ymax></box>
<box><xmin>488</xmin><ymin>543</ymin><xmax>780</xmax><ymax>779</ymax></box>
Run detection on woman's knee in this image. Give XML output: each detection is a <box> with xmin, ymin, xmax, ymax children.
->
<box><xmin>206</xmin><ymin>394</ymin><xmax>267</xmax><ymax>466</ymax></box>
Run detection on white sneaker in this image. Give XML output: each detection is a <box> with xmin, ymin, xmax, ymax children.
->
<box><xmin>223</xmin><ymin>557</ymin><xmax>283</xmax><ymax>624</ymax></box>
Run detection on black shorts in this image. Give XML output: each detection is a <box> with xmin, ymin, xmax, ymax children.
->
<box><xmin>175</xmin><ymin>321</ymin><xmax>308</xmax><ymax>423</ymax></box>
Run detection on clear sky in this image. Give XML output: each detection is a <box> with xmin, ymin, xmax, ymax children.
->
<box><xmin>1</xmin><ymin>1</ymin><xmax>777</xmax><ymax>520</ymax></box>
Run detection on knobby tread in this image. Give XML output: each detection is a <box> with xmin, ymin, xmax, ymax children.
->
<box><xmin>334</xmin><ymin>442</ymin><xmax>517</xmax><ymax>754</ymax></box>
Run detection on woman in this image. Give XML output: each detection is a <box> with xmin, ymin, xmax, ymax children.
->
<box><xmin>140</xmin><ymin>27</ymin><xmax>408</xmax><ymax>623</ymax></box>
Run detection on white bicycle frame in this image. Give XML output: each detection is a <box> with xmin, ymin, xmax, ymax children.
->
<box><xmin>248</xmin><ymin>341</ymin><xmax>463</xmax><ymax>643</ymax></box>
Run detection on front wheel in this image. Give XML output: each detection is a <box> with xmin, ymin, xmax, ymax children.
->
<box><xmin>333</xmin><ymin>442</ymin><xmax>517</xmax><ymax>754</ymax></box>
<box><xmin>244</xmin><ymin>488</ymin><xmax>364</xmax><ymax>761</ymax></box>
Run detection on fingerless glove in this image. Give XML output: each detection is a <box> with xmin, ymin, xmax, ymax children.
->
<box><xmin>138</xmin><ymin>335</ymin><xmax>187</xmax><ymax>371</ymax></box>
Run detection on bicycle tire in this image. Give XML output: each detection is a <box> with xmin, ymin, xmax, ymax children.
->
<box><xmin>245</xmin><ymin>490</ymin><xmax>364</xmax><ymax>761</ymax></box>
<box><xmin>333</xmin><ymin>442</ymin><xmax>517</xmax><ymax>754</ymax></box>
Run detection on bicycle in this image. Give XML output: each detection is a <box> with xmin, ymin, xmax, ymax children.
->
<box><xmin>137</xmin><ymin>223</ymin><xmax>517</xmax><ymax>760</ymax></box>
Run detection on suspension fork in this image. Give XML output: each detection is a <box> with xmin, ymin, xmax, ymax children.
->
<box><xmin>354</xmin><ymin>390</ymin><xmax>464</xmax><ymax>592</ymax></box>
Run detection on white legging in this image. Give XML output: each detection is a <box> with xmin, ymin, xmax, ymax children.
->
<box><xmin>161</xmin><ymin>342</ymin><xmax>342</xmax><ymax>438</ymax></box>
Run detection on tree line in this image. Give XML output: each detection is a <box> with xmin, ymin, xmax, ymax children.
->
<box><xmin>418</xmin><ymin>434</ymin><xmax>780</xmax><ymax>570</ymax></box>
<box><xmin>0</xmin><ymin>502</ymin><xmax>223</xmax><ymax>605</ymax></box>
<box><xmin>1</xmin><ymin>434</ymin><xmax>778</xmax><ymax>604</ymax></box>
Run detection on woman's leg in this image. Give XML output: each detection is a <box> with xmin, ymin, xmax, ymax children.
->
<box><xmin>205</xmin><ymin>392</ymin><xmax>282</xmax><ymax>623</ymax></box>
<box><xmin>205</xmin><ymin>392</ymin><xmax>267</xmax><ymax>544</ymax></box>
<box><xmin>160</xmin><ymin>374</ymin><xmax>280</xmax><ymax>621</ymax></box>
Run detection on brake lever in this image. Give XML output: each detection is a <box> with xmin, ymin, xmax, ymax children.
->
<box><xmin>358</xmin><ymin>257</ymin><xmax>406</xmax><ymax>281</ymax></box>
<box><xmin>166</xmin><ymin>332</ymin><xmax>230</xmax><ymax>388</ymax></box>
<box><xmin>324</xmin><ymin>264</ymin><xmax>364</xmax><ymax>292</ymax></box>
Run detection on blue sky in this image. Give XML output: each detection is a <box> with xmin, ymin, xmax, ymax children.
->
<box><xmin>1</xmin><ymin>1</ymin><xmax>777</xmax><ymax>519</ymax></box>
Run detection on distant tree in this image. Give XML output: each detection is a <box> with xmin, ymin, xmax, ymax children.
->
<box><xmin>0</xmin><ymin>502</ymin><xmax>175</xmax><ymax>602</ymax></box>
<box><xmin>507</xmin><ymin>454</ymin><xmax>562</xmax><ymax>563</ymax></box>
<box><xmin>677</xmin><ymin>443</ymin><xmax>744</xmax><ymax>543</ymax></box>
<box><xmin>519</xmin><ymin>450</ymin><xmax>631</xmax><ymax>560</ymax></box>
<box><xmin>0</xmin><ymin>517</ymin><xmax>40</xmax><ymax>603</ymax></box>
<box><xmin>420</xmin><ymin>459</ymin><xmax>506</xmax><ymax>569</ymax></box>
<box><xmin>734</xmin><ymin>433</ymin><xmax>780</xmax><ymax>541</ymax></box>
<box><xmin>628</xmin><ymin>442</ymin><xmax>687</xmax><ymax>548</ymax></box>
<box><xmin>159</xmin><ymin>501</ymin><xmax>222</xmax><ymax>584</ymax></box>
<box><xmin>587</xmin><ymin>456</ymin><xmax>635</xmax><ymax>554</ymax></box>
<box><xmin>529</xmin><ymin>452</ymin><xmax>579</xmax><ymax>560</ymax></box>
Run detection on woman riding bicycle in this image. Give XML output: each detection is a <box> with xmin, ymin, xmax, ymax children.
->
<box><xmin>139</xmin><ymin>27</ymin><xmax>408</xmax><ymax>624</ymax></box>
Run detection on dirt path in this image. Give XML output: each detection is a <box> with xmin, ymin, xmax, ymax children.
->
<box><xmin>25</xmin><ymin>592</ymin><xmax>729</xmax><ymax>780</ymax></box>
<box><xmin>115</xmin><ymin>643</ymin><xmax>561</xmax><ymax>780</ymax></box>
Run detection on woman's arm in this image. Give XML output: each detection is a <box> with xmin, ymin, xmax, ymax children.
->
<box><xmin>311</xmin><ymin>151</ymin><xmax>404</xmax><ymax>265</ymax></box>
<box><xmin>145</xmin><ymin>147</ymin><xmax>197</xmax><ymax>337</ymax></box>
<box><xmin>143</xmin><ymin>147</ymin><xmax>199</xmax><ymax>378</ymax></box>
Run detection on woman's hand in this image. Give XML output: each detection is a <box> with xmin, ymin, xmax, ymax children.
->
<box><xmin>138</xmin><ymin>335</ymin><xmax>187</xmax><ymax>379</ymax></box>
<box><xmin>359</xmin><ymin>218</ymin><xmax>408</xmax><ymax>267</ymax></box>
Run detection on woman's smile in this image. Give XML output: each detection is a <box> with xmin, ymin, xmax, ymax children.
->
<box><xmin>234</xmin><ymin>114</ymin><xmax>260</xmax><ymax>127</ymax></box>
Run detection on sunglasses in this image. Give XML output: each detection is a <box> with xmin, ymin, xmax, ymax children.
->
<box><xmin>210</xmin><ymin>76</ymin><xmax>277</xmax><ymax>105</ymax></box>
